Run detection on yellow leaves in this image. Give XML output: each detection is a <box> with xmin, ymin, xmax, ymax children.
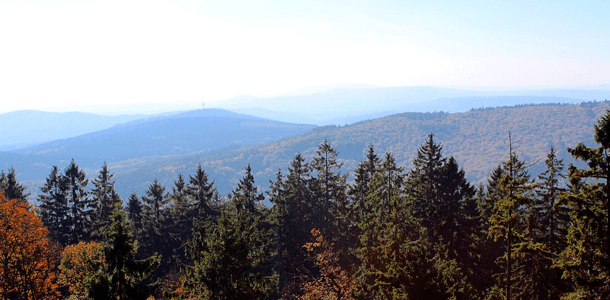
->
<box><xmin>58</xmin><ymin>241</ymin><xmax>103</xmax><ymax>299</ymax></box>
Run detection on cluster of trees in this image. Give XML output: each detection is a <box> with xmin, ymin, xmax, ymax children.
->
<box><xmin>1</xmin><ymin>110</ymin><xmax>610</xmax><ymax>299</ymax></box>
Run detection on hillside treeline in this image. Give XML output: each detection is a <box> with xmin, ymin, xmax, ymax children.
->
<box><xmin>1</xmin><ymin>111</ymin><xmax>610</xmax><ymax>299</ymax></box>
<box><xmin>124</xmin><ymin>101</ymin><xmax>608</xmax><ymax>198</ymax></box>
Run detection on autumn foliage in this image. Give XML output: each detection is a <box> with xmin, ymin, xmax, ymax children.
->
<box><xmin>58</xmin><ymin>241</ymin><xmax>103</xmax><ymax>299</ymax></box>
<box><xmin>296</xmin><ymin>229</ymin><xmax>356</xmax><ymax>300</ymax></box>
<box><xmin>0</xmin><ymin>192</ymin><xmax>59</xmax><ymax>299</ymax></box>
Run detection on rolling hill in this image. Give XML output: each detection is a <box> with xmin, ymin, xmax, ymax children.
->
<box><xmin>0</xmin><ymin>110</ymin><xmax>151</xmax><ymax>151</ymax></box>
<box><xmin>2</xmin><ymin>102</ymin><xmax>609</xmax><ymax>202</ymax></box>
<box><xmin>215</xmin><ymin>86</ymin><xmax>610</xmax><ymax>125</ymax></box>
<box><xmin>0</xmin><ymin>109</ymin><xmax>316</xmax><ymax>198</ymax></box>
<box><xmin>103</xmin><ymin>101</ymin><xmax>610</xmax><ymax>198</ymax></box>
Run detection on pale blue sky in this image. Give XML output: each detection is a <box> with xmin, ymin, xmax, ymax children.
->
<box><xmin>0</xmin><ymin>0</ymin><xmax>609</xmax><ymax>113</ymax></box>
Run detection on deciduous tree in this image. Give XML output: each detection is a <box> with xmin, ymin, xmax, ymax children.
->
<box><xmin>0</xmin><ymin>192</ymin><xmax>59</xmax><ymax>299</ymax></box>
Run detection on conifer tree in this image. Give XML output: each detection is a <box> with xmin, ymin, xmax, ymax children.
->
<box><xmin>356</xmin><ymin>152</ymin><xmax>466</xmax><ymax>299</ymax></box>
<box><xmin>407</xmin><ymin>134</ymin><xmax>446</xmax><ymax>231</ymax></box>
<box><xmin>347</xmin><ymin>144</ymin><xmax>380</xmax><ymax>265</ymax></box>
<box><xmin>555</xmin><ymin>110</ymin><xmax>610</xmax><ymax>299</ymax></box>
<box><xmin>126</xmin><ymin>193</ymin><xmax>143</xmax><ymax>242</ymax></box>
<box><xmin>38</xmin><ymin>165</ymin><xmax>71</xmax><ymax>246</ymax></box>
<box><xmin>91</xmin><ymin>163</ymin><xmax>122</xmax><ymax>241</ymax></box>
<box><xmin>166</xmin><ymin>173</ymin><xmax>198</xmax><ymax>273</ymax></box>
<box><xmin>187</xmin><ymin>164</ymin><xmax>218</xmax><ymax>218</ymax></box>
<box><xmin>64</xmin><ymin>159</ymin><xmax>93</xmax><ymax>244</ymax></box>
<box><xmin>406</xmin><ymin>134</ymin><xmax>477</xmax><ymax>265</ymax></box>
<box><xmin>348</xmin><ymin>144</ymin><xmax>379</xmax><ymax>217</ymax></box>
<box><xmin>0</xmin><ymin>167</ymin><xmax>28</xmax><ymax>203</ymax></box>
<box><xmin>140</xmin><ymin>179</ymin><xmax>170</xmax><ymax>278</ymax></box>
<box><xmin>185</xmin><ymin>166</ymin><xmax>274</xmax><ymax>299</ymax></box>
<box><xmin>310</xmin><ymin>140</ymin><xmax>349</xmax><ymax>255</ymax></box>
<box><xmin>536</xmin><ymin>146</ymin><xmax>568</xmax><ymax>253</ymax></box>
<box><xmin>270</xmin><ymin>153</ymin><xmax>315</xmax><ymax>294</ymax></box>
<box><xmin>169</xmin><ymin>173</ymin><xmax>193</xmax><ymax>248</ymax></box>
<box><xmin>488</xmin><ymin>137</ymin><xmax>539</xmax><ymax>299</ymax></box>
<box><xmin>89</xmin><ymin>204</ymin><xmax>161</xmax><ymax>300</ymax></box>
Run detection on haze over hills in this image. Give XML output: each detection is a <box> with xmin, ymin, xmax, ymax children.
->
<box><xmin>213</xmin><ymin>86</ymin><xmax>610</xmax><ymax>125</ymax></box>
<box><xmin>0</xmin><ymin>110</ymin><xmax>151</xmax><ymax>151</ymax></box>
<box><xmin>0</xmin><ymin>109</ymin><xmax>316</xmax><ymax>198</ymax></box>
<box><xmin>103</xmin><ymin>101</ymin><xmax>608</xmax><ymax>199</ymax></box>
<box><xmin>2</xmin><ymin>101</ymin><xmax>608</xmax><ymax>202</ymax></box>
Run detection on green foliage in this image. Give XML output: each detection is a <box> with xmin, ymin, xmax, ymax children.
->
<box><xmin>0</xmin><ymin>167</ymin><xmax>28</xmax><ymax>203</ymax></box>
<box><xmin>89</xmin><ymin>204</ymin><xmax>161</xmax><ymax>300</ymax></box>
<box><xmin>184</xmin><ymin>166</ymin><xmax>275</xmax><ymax>299</ymax></box>
<box><xmin>90</xmin><ymin>162</ymin><xmax>122</xmax><ymax>241</ymax></box>
<box><xmin>64</xmin><ymin>158</ymin><xmax>94</xmax><ymax>244</ymax></box>
<box><xmin>554</xmin><ymin>109</ymin><xmax>610</xmax><ymax>299</ymax></box>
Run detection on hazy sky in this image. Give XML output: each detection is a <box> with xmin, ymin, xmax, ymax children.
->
<box><xmin>1</xmin><ymin>0</ymin><xmax>609</xmax><ymax>113</ymax></box>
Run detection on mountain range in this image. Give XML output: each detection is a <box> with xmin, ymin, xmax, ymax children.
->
<box><xmin>2</xmin><ymin>100</ymin><xmax>608</xmax><ymax>202</ymax></box>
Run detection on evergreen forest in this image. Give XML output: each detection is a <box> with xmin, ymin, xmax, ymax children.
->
<box><xmin>2</xmin><ymin>109</ymin><xmax>610</xmax><ymax>300</ymax></box>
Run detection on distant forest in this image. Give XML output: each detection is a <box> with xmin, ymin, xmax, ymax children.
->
<box><xmin>1</xmin><ymin>108</ymin><xmax>610</xmax><ymax>299</ymax></box>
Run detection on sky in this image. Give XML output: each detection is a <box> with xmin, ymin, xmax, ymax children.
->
<box><xmin>1</xmin><ymin>0</ymin><xmax>609</xmax><ymax>113</ymax></box>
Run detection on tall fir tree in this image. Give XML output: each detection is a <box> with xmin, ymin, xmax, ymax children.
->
<box><xmin>38</xmin><ymin>165</ymin><xmax>71</xmax><ymax>246</ymax></box>
<box><xmin>555</xmin><ymin>109</ymin><xmax>610</xmax><ymax>299</ymax></box>
<box><xmin>488</xmin><ymin>136</ymin><xmax>541</xmax><ymax>300</ymax></box>
<box><xmin>90</xmin><ymin>163</ymin><xmax>122</xmax><ymax>241</ymax></box>
<box><xmin>126</xmin><ymin>192</ymin><xmax>143</xmax><ymax>242</ymax></box>
<box><xmin>530</xmin><ymin>146</ymin><xmax>570</xmax><ymax>299</ymax></box>
<box><xmin>185</xmin><ymin>165</ymin><xmax>275</xmax><ymax>299</ymax></box>
<box><xmin>89</xmin><ymin>204</ymin><xmax>161</xmax><ymax>300</ymax></box>
<box><xmin>0</xmin><ymin>167</ymin><xmax>28</xmax><ymax>203</ymax></box>
<box><xmin>187</xmin><ymin>164</ymin><xmax>219</xmax><ymax>219</ymax></box>
<box><xmin>167</xmin><ymin>173</ymin><xmax>194</xmax><ymax>268</ymax></box>
<box><xmin>406</xmin><ymin>133</ymin><xmax>446</xmax><ymax>232</ymax></box>
<box><xmin>140</xmin><ymin>179</ymin><xmax>171</xmax><ymax>279</ymax></box>
<box><xmin>270</xmin><ymin>153</ymin><xmax>316</xmax><ymax>295</ymax></box>
<box><xmin>310</xmin><ymin>140</ymin><xmax>349</xmax><ymax>254</ymax></box>
<box><xmin>356</xmin><ymin>152</ymin><xmax>466</xmax><ymax>299</ymax></box>
<box><xmin>64</xmin><ymin>159</ymin><xmax>93</xmax><ymax>244</ymax></box>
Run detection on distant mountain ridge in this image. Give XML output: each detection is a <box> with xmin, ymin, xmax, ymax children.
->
<box><xmin>101</xmin><ymin>101</ymin><xmax>609</xmax><ymax>198</ymax></box>
<box><xmin>0</xmin><ymin>110</ymin><xmax>151</xmax><ymax>151</ymax></box>
<box><xmin>2</xmin><ymin>100</ymin><xmax>609</xmax><ymax>203</ymax></box>
<box><xmin>215</xmin><ymin>86</ymin><xmax>610</xmax><ymax>125</ymax></box>
<box><xmin>1</xmin><ymin>109</ymin><xmax>315</xmax><ymax>179</ymax></box>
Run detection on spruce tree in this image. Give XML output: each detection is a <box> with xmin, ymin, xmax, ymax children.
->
<box><xmin>64</xmin><ymin>159</ymin><xmax>93</xmax><ymax>244</ymax></box>
<box><xmin>38</xmin><ymin>165</ymin><xmax>71</xmax><ymax>246</ymax></box>
<box><xmin>356</xmin><ymin>152</ymin><xmax>465</xmax><ymax>299</ymax></box>
<box><xmin>406</xmin><ymin>133</ymin><xmax>446</xmax><ymax>232</ymax></box>
<box><xmin>310</xmin><ymin>140</ymin><xmax>349</xmax><ymax>252</ymax></box>
<box><xmin>488</xmin><ymin>137</ymin><xmax>538</xmax><ymax>300</ymax></box>
<box><xmin>140</xmin><ymin>179</ymin><xmax>170</xmax><ymax>278</ymax></box>
<box><xmin>187</xmin><ymin>164</ymin><xmax>218</xmax><ymax>219</ymax></box>
<box><xmin>89</xmin><ymin>204</ymin><xmax>161</xmax><ymax>300</ymax></box>
<box><xmin>167</xmin><ymin>173</ymin><xmax>194</xmax><ymax>268</ymax></box>
<box><xmin>555</xmin><ymin>109</ymin><xmax>610</xmax><ymax>299</ymax></box>
<box><xmin>1</xmin><ymin>167</ymin><xmax>28</xmax><ymax>203</ymax></box>
<box><xmin>270</xmin><ymin>153</ymin><xmax>315</xmax><ymax>294</ymax></box>
<box><xmin>531</xmin><ymin>146</ymin><xmax>569</xmax><ymax>299</ymax></box>
<box><xmin>126</xmin><ymin>193</ymin><xmax>143</xmax><ymax>242</ymax></box>
<box><xmin>91</xmin><ymin>163</ymin><xmax>122</xmax><ymax>241</ymax></box>
<box><xmin>185</xmin><ymin>166</ymin><xmax>274</xmax><ymax>299</ymax></box>
<box><xmin>347</xmin><ymin>144</ymin><xmax>380</xmax><ymax>265</ymax></box>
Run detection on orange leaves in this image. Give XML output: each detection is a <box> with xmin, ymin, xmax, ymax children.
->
<box><xmin>296</xmin><ymin>229</ymin><xmax>356</xmax><ymax>300</ymax></box>
<box><xmin>0</xmin><ymin>192</ymin><xmax>59</xmax><ymax>300</ymax></box>
<box><xmin>58</xmin><ymin>241</ymin><xmax>103</xmax><ymax>298</ymax></box>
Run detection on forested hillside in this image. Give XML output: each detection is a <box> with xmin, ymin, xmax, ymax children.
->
<box><xmin>1</xmin><ymin>109</ymin><xmax>609</xmax><ymax>298</ymax></box>
<box><xmin>0</xmin><ymin>109</ymin><xmax>316</xmax><ymax>196</ymax></box>
<box><xmin>110</xmin><ymin>101</ymin><xmax>608</xmax><ymax>197</ymax></box>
